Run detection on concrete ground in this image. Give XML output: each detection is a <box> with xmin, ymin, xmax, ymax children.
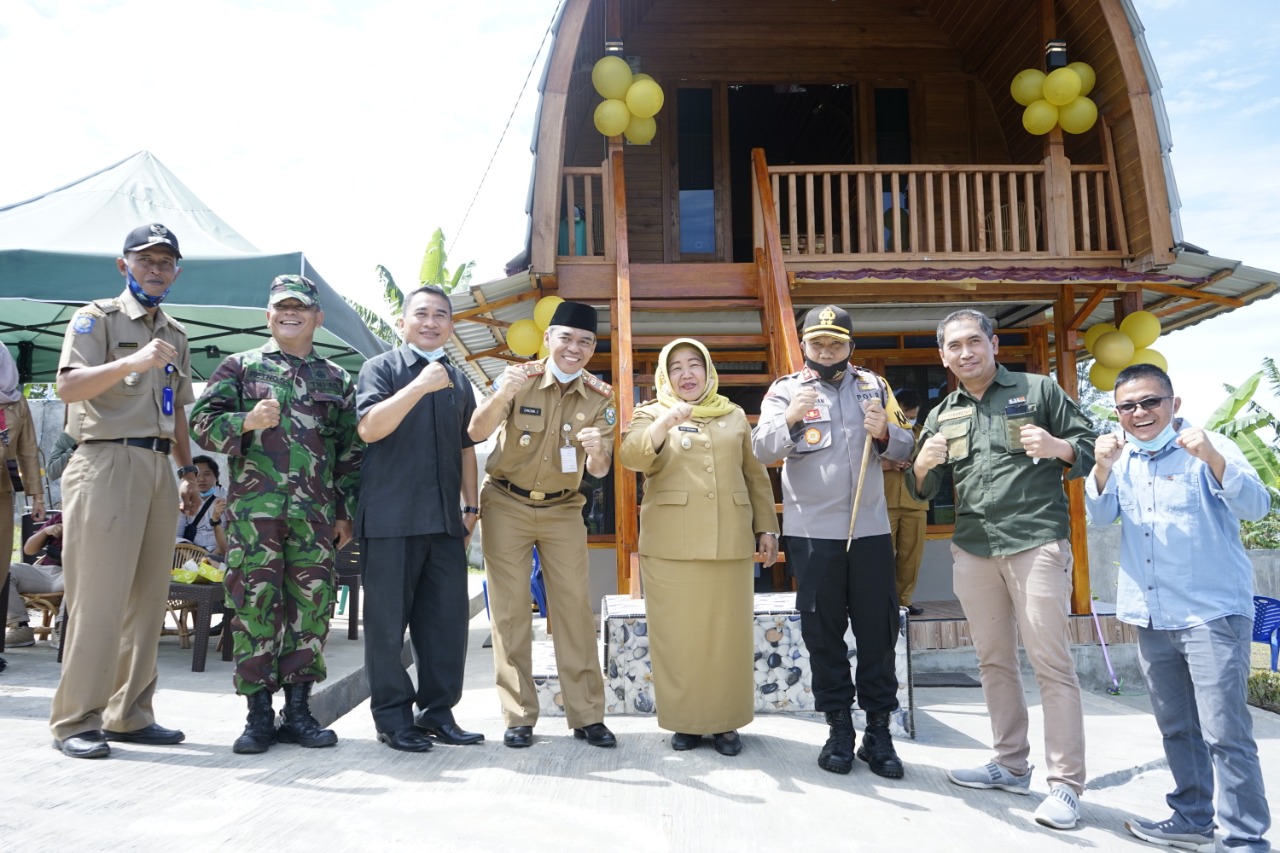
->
<box><xmin>1</xmin><ymin>590</ymin><xmax>1277</xmax><ymax>852</ymax></box>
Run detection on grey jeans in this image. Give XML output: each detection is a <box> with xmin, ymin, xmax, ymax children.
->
<box><xmin>1137</xmin><ymin>615</ymin><xmax>1271</xmax><ymax>851</ymax></box>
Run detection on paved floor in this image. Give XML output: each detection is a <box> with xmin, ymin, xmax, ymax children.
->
<box><xmin>1</xmin><ymin>599</ymin><xmax>1276</xmax><ymax>852</ymax></box>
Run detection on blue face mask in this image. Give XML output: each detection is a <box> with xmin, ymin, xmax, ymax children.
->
<box><xmin>200</xmin><ymin>487</ymin><xmax>218</xmax><ymax>498</ymax></box>
<box><xmin>1125</xmin><ymin>422</ymin><xmax>1178</xmax><ymax>453</ymax></box>
<box><xmin>548</xmin><ymin>361</ymin><xmax>583</xmax><ymax>384</ymax></box>
<box><xmin>408</xmin><ymin>344</ymin><xmax>446</xmax><ymax>362</ymax></box>
<box><xmin>125</xmin><ymin>265</ymin><xmax>171</xmax><ymax>308</ymax></box>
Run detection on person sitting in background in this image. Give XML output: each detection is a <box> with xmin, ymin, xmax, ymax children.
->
<box><xmin>46</xmin><ymin>430</ymin><xmax>78</xmax><ymax>482</ymax></box>
<box><xmin>175</xmin><ymin>455</ymin><xmax>227</xmax><ymax>560</ymax></box>
<box><xmin>620</xmin><ymin>338</ymin><xmax>779</xmax><ymax>756</ymax></box>
<box><xmin>6</xmin><ymin>512</ymin><xmax>64</xmax><ymax>648</ymax></box>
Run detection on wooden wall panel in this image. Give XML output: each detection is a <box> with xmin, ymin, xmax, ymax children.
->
<box><xmin>624</xmin><ymin>143</ymin><xmax>665</xmax><ymax>262</ymax></box>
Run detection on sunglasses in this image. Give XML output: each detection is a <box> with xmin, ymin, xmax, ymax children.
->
<box><xmin>1115</xmin><ymin>395</ymin><xmax>1172</xmax><ymax>415</ymax></box>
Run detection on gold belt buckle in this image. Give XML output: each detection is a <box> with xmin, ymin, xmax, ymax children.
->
<box><xmin>529</xmin><ymin>490</ymin><xmax>546</xmax><ymax>501</ymax></box>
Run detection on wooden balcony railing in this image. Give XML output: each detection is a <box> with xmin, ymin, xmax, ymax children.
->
<box><xmin>558</xmin><ymin>164</ymin><xmax>609</xmax><ymax>260</ymax></box>
<box><xmin>760</xmin><ymin>162</ymin><xmax>1127</xmax><ymax>262</ymax></box>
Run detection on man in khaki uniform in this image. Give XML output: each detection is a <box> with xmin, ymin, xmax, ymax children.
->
<box><xmin>469</xmin><ymin>301</ymin><xmax>617</xmax><ymax>749</ymax></box>
<box><xmin>881</xmin><ymin>389</ymin><xmax>928</xmax><ymax>615</ymax></box>
<box><xmin>50</xmin><ymin>223</ymin><xmax>198</xmax><ymax>759</ymax></box>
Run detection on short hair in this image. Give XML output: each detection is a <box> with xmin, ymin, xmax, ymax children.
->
<box><xmin>936</xmin><ymin>309</ymin><xmax>995</xmax><ymax>348</ymax></box>
<box><xmin>405</xmin><ymin>285</ymin><xmax>452</xmax><ymax>316</ymax></box>
<box><xmin>193</xmin><ymin>454</ymin><xmax>220</xmax><ymax>483</ymax></box>
<box><xmin>895</xmin><ymin>388</ymin><xmax>921</xmax><ymax>410</ymax></box>
<box><xmin>1114</xmin><ymin>363</ymin><xmax>1174</xmax><ymax>396</ymax></box>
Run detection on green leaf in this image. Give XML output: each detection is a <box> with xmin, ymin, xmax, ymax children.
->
<box><xmin>375</xmin><ymin>265</ymin><xmax>404</xmax><ymax>319</ymax></box>
<box><xmin>419</xmin><ymin>228</ymin><xmax>447</xmax><ymax>286</ymax></box>
<box><xmin>1205</xmin><ymin>371</ymin><xmax>1261</xmax><ymax>430</ymax></box>
<box><xmin>1231</xmin><ymin>430</ymin><xmax>1280</xmax><ymax>490</ymax></box>
<box><xmin>342</xmin><ymin>295</ymin><xmax>399</xmax><ymax>347</ymax></box>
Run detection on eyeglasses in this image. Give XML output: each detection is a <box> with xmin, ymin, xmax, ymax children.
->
<box><xmin>1115</xmin><ymin>395</ymin><xmax>1171</xmax><ymax>415</ymax></box>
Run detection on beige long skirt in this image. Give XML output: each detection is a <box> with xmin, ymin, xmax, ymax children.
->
<box><xmin>641</xmin><ymin>554</ymin><xmax>755</xmax><ymax>734</ymax></box>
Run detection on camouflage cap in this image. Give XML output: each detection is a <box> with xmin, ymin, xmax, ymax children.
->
<box><xmin>268</xmin><ymin>275</ymin><xmax>320</xmax><ymax>307</ymax></box>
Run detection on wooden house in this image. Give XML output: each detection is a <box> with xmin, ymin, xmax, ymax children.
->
<box><xmin>445</xmin><ymin>0</ymin><xmax>1277</xmax><ymax>622</ymax></box>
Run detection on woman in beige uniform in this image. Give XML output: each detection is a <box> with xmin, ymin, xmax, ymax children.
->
<box><xmin>2</xmin><ymin>344</ymin><xmax>47</xmax><ymax>593</ymax></box>
<box><xmin>620</xmin><ymin>338</ymin><xmax>778</xmax><ymax>755</ymax></box>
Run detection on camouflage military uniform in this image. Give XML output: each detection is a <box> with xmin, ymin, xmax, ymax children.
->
<box><xmin>189</xmin><ymin>341</ymin><xmax>361</xmax><ymax>695</ymax></box>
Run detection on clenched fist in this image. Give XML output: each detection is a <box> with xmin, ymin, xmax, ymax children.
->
<box><xmin>244</xmin><ymin>398</ymin><xmax>281</xmax><ymax>431</ymax></box>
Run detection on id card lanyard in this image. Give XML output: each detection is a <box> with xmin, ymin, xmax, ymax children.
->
<box><xmin>560</xmin><ymin>422</ymin><xmax>578</xmax><ymax>473</ymax></box>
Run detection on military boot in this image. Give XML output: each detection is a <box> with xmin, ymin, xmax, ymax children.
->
<box><xmin>232</xmin><ymin>690</ymin><xmax>276</xmax><ymax>754</ymax></box>
<box><xmin>857</xmin><ymin>709</ymin><xmax>905</xmax><ymax>778</ymax></box>
<box><xmin>277</xmin><ymin>683</ymin><xmax>338</xmax><ymax>748</ymax></box>
<box><xmin>817</xmin><ymin>709</ymin><xmax>855</xmax><ymax>774</ymax></box>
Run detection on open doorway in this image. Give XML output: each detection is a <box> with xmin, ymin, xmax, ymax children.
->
<box><xmin>727</xmin><ymin>84</ymin><xmax>857</xmax><ymax>262</ymax></box>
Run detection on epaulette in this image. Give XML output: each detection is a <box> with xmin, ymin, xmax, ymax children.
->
<box><xmin>583</xmin><ymin>372</ymin><xmax>612</xmax><ymax>397</ymax></box>
<box><xmin>525</xmin><ymin>362</ymin><xmax>546</xmax><ymax>376</ymax></box>
<box><xmin>798</xmin><ymin>365</ymin><xmax>819</xmax><ymax>382</ymax></box>
<box><xmin>88</xmin><ymin>298</ymin><xmax>122</xmax><ymax>316</ymax></box>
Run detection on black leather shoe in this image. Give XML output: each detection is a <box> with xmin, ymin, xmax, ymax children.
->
<box><xmin>102</xmin><ymin>723</ymin><xmax>185</xmax><ymax>745</ymax></box>
<box><xmin>713</xmin><ymin>731</ymin><xmax>743</xmax><ymax>756</ymax></box>
<box><xmin>419</xmin><ymin>723</ymin><xmax>484</xmax><ymax>745</ymax></box>
<box><xmin>376</xmin><ymin>728</ymin><xmax>434</xmax><ymax>752</ymax></box>
<box><xmin>52</xmin><ymin>730</ymin><xmax>110</xmax><ymax>759</ymax></box>
<box><xmin>670</xmin><ymin>732</ymin><xmax>701</xmax><ymax>751</ymax></box>
<box><xmin>503</xmin><ymin>726</ymin><xmax>534</xmax><ymax>748</ymax></box>
<box><xmin>906</xmin><ymin>604</ymin><xmax>924</xmax><ymax>616</ymax></box>
<box><xmin>573</xmin><ymin>723</ymin><xmax>617</xmax><ymax>748</ymax></box>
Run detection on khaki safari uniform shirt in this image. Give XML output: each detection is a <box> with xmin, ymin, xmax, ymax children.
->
<box><xmin>1</xmin><ymin>397</ymin><xmax>43</xmax><ymax>501</ymax></box>
<box><xmin>59</xmin><ymin>289</ymin><xmax>195</xmax><ymax>442</ymax></box>
<box><xmin>909</xmin><ymin>364</ymin><xmax>1095</xmax><ymax>558</ymax></box>
<box><xmin>484</xmin><ymin>361</ymin><xmax>616</xmax><ymax>504</ymax></box>
<box><xmin>884</xmin><ymin>424</ymin><xmax>928</xmax><ymax>513</ymax></box>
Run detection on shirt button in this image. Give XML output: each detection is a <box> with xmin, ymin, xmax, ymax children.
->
<box><xmin>706</xmin><ymin>493</ymin><xmax>715</xmax><ymax>499</ymax></box>
<box><xmin>706</xmin><ymin>467</ymin><xmax>714</xmax><ymax>473</ymax></box>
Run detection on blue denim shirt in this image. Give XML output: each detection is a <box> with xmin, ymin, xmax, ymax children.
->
<box><xmin>1085</xmin><ymin>420</ymin><xmax>1269</xmax><ymax>630</ymax></box>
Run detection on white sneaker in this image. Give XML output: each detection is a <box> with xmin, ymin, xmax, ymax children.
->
<box><xmin>947</xmin><ymin>761</ymin><xmax>1033</xmax><ymax>794</ymax></box>
<box><xmin>5</xmin><ymin>626</ymin><xmax>35</xmax><ymax>647</ymax></box>
<box><xmin>1035</xmin><ymin>784</ymin><xmax>1081</xmax><ymax>830</ymax></box>
<box><xmin>49</xmin><ymin>624</ymin><xmax>61</xmax><ymax>650</ymax></box>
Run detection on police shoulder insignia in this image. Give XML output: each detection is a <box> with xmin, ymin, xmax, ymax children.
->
<box><xmin>605</xmin><ymin>406</ymin><xmax>617</xmax><ymax>425</ymax></box>
<box><xmin>525</xmin><ymin>362</ymin><xmax>546</xmax><ymax>376</ymax></box>
<box><xmin>71</xmin><ymin>314</ymin><xmax>97</xmax><ymax>334</ymax></box>
<box><xmin>91</xmin><ymin>299</ymin><xmax>121</xmax><ymax>314</ymax></box>
<box><xmin>583</xmin><ymin>373</ymin><xmax>612</xmax><ymax>397</ymax></box>
<box><xmin>799</xmin><ymin>366</ymin><xmax>818</xmax><ymax>382</ymax></box>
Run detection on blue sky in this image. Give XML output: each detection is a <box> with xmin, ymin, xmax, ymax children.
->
<box><xmin>0</xmin><ymin>0</ymin><xmax>1276</xmax><ymax>422</ymax></box>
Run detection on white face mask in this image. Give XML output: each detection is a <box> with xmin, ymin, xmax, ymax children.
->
<box><xmin>904</xmin><ymin>418</ymin><xmax>917</xmax><ymax>428</ymax></box>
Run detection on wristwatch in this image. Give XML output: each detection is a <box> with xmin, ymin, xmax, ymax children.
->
<box><xmin>176</xmin><ymin>465</ymin><xmax>199</xmax><ymax>478</ymax></box>
<box><xmin>211</xmin><ymin>518</ymin><xmax>222</xmax><ymax>526</ymax></box>
<box><xmin>462</xmin><ymin>505</ymin><xmax>481</xmax><ymax>516</ymax></box>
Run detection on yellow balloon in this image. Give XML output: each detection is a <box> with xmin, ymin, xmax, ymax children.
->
<box><xmin>1010</xmin><ymin>68</ymin><xmax>1046</xmax><ymax>107</ymax></box>
<box><xmin>506</xmin><ymin>319</ymin><xmax>542</xmax><ymax>356</ymax></box>
<box><xmin>1083</xmin><ymin>322</ymin><xmax>1117</xmax><ymax>353</ymax></box>
<box><xmin>1022</xmin><ymin>100</ymin><xmax>1058</xmax><ymax>135</ymax></box>
<box><xmin>1089</xmin><ymin>361</ymin><xmax>1120</xmax><ymax>392</ymax></box>
<box><xmin>593</xmin><ymin>99</ymin><xmax>631</xmax><ymax>137</ymax></box>
<box><xmin>1093</xmin><ymin>330</ymin><xmax>1135</xmax><ymax>369</ymax></box>
<box><xmin>537</xmin><ymin>343</ymin><xmax>550</xmax><ymax>360</ymax></box>
<box><xmin>1043</xmin><ymin>67</ymin><xmax>1083</xmax><ymax>106</ymax></box>
<box><xmin>625</xmin><ymin>79</ymin><xmax>665</xmax><ymax>119</ymax></box>
<box><xmin>632</xmin><ymin>72</ymin><xmax>654</xmax><ymax>83</ymax></box>
<box><xmin>1129</xmin><ymin>347</ymin><xmax>1168</xmax><ymax>372</ymax></box>
<box><xmin>1067</xmin><ymin>62</ymin><xmax>1096</xmax><ymax>96</ymax></box>
<box><xmin>624</xmin><ymin>113</ymin><xmax>657</xmax><ymax>144</ymax></box>
<box><xmin>1119</xmin><ymin>310</ymin><xmax>1161</xmax><ymax>349</ymax></box>
<box><xmin>591</xmin><ymin>56</ymin><xmax>633</xmax><ymax>100</ymax></box>
<box><xmin>533</xmin><ymin>295</ymin><xmax>564</xmax><ymax>330</ymax></box>
<box><xmin>1058</xmin><ymin>96</ymin><xmax>1098</xmax><ymax>134</ymax></box>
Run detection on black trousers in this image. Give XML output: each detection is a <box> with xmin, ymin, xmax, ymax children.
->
<box><xmin>361</xmin><ymin>533</ymin><xmax>468</xmax><ymax>733</ymax></box>
<box><xmin>787</xmin><ymin>534</ymin><xmax>900</xmax><ymax>714</ymax></box>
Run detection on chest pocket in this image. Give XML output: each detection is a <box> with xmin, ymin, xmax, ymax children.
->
<box><xmin>112</xmin><ymin>346</ymin><xmax>147</xmax><ymax>395</ymax></box>
<box><xmin>308</xmin><ymin>390</ymin><xmax>346</xmax><ymax>434</ymax></box>
<box><xmin>512</xmin><ymin>407</ymin><xmax>548</xmax><ymax>444</ymax></box>
<box><xmin>939</xmin><ymin>417</ymin><xmax>972</xmax><ymax>462</ymax></box>
<box><xmin>244</xmin><ymin>380</ymin><xmax>282</xmax><ymax>404</ymax></box>
<box><xmin>1152</xmin><ymin>473</ymin><xmax>1201</xmax><ymax>515</ymax></box>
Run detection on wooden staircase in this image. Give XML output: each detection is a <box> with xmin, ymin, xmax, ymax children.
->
<box><xmin>608</xmin><ymin>147</ymin><xmax>803</xmax><ymax>594</ymax></box>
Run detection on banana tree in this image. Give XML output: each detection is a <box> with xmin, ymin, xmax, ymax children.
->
<box><xmin>1205</xmin><ymin>368</ymin><xmax>1280</xmax><ymax>490</ymax></box>
<box><xmin>419</xmin><ymin>227</ymin><xmax>474</xmax><ymax>294</ymax></box>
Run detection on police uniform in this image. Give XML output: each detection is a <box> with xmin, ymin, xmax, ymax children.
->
<box><xmin>189</xmin><ymin>339</ymin><xmax>362</xmax><ymax>696</ymax></box>
<box><xmin>481</xmin><ymin>360</ymin><xmax>616</xmax><ymax>730</ymax></box>
<box><xmin>49</xmin><ymin>287</ymin><xmax>195</xmax><ymax>742</ymax></box>
<box><xmin>752</xmin><ymin>361</ymin><xmax>914</xmax><ymax>714</ymax></box>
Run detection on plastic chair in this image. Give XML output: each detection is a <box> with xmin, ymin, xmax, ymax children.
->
<box><xmin>481</xmin><ymin>547</ymin><xmax>549</xmax><ymax>620</ymax></box>
<box><xmin>1254</xmin><ymin>596</ymin><xmax>1280</xmax><ymax>672</ymax></box>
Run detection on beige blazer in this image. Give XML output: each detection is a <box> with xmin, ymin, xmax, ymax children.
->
<box><xmin>621</xmin><ymin>403</ymin><xmax>778</xmax><ymax>561</ymax></box>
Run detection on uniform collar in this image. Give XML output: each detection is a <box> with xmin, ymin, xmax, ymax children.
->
<box><xmin>538</xmin><ymin>357</ymin><xmax>587</xmax><ymax>396</ymax></box>
<box><xmin>957</xmin><ymin>363</ymin><xmax>1015</xmax><ymax>402</ymax></box>
<box><xmin>261</xmin><ymin>339</ymin><xmax>319</xmax><ymax>362</ymax></box>
<box><xmin>116</xmin><ymin>287</ymin><xmax>172</xmax><ymax>329</ymax></box>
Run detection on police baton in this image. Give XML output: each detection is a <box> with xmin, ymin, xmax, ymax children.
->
<box><xmin>845</xmin><ymin>432</ymin><xmax>873</xmax><ymax>552</ymax></box>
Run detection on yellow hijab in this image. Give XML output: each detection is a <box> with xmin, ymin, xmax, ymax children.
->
<box><xmin>654</xmin><ymin>338</ymin><xmax>736</xmax><ymax>419</ymax></box>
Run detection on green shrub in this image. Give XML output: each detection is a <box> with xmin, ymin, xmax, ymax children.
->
<box><xmin>1248</xmin><ymin>669</ymin><xmax>1280</xmax><ymax>713</ymax></box>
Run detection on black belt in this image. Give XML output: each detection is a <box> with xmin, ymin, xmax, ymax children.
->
<box><xmin>85</xmin><ymin>437</ymin><xmax>172</xmax><ymax>454</ymax></box>
<box><xmin>494</xmin><ymin>478</ymin><xmax>571</xmax><ymax>502</ymax></box>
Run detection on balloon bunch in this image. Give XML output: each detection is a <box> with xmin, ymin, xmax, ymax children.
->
<box><xmin>1011</xmin><ymin>62</ymin><xmax>1098</xmax><ymax>135</ymax></box>
<box><xmin>590</xmin><ymin>55</ymin><xmax>664</xmax><ymax>144</ymax></box>
<box><xmin>505</xmin><ymin>295</ymin><xmax>566</xmax><ymax>359</ymax></box>
<box><xmin>1083</xmin><ymin>310</ymin><xmax>1166</xmax><ymax>391</ymax></box>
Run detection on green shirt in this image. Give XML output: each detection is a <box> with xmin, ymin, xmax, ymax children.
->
<box><xmin>909</xmin><ymin>365</ymin><xmax>1095</xmax><ymax>557</ymax></box>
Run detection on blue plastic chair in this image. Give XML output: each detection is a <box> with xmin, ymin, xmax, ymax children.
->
<box><xmin>482</xmin><ymin>546</ymin><xmax>549</xmax><ymax>620</ymax></box>
<box><xmin>1254</xmin><ymin>596</ymin><xmax>1280</xmax><ymax>672</ymax></box>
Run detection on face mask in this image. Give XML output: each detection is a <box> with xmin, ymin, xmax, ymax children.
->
<box><xmin>125</xmin><ymin>266</ymin><xmax>171</xmax><ymax>308</ymax></box>
<box><xmin>804</xmin><ymin>357</ymin><xmax>846</xmax><ymax>383</ymax></box>
<box><xmin>904</xmin><ymin>418</ymin><xmax>917</xmax><ymax>428</ymax></box>
<box><xmin>1124</xmin><ymin>423</ymin><xmax>1177</xmax><ymax>453</ymax></box>
<box><xmin>200</xmin><ymin>487</ymin><xmax>218</xmax><ymax>498</ymax></box>
<box><xmin>549</xmin><ymin>361</ymin><xmax>583</xmax><ymax>384</ymax></box>
<box><xmin>408</xmin><ymin>344</ymin><xmax>446</xmax><ymax>362</ymax></box>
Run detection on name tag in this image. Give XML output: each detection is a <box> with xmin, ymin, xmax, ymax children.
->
<box><xmin>116</xmin><ymin>342</ymin><xmax>139</xmax><ymax>349</ymax></box>
<box><xmin>520</xmin><ymin>406</ymin><xmax>542</xmax><ymax>416</ymax></box>
<box><xmin>677</xmin><ymin>425</ymin><xmax>699</xmax><ymax>432</ymax></box>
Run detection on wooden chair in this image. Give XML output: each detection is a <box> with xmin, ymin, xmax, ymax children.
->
<box><xmin>167</xmin><ymin>542</ymin><xmax>233</xmax><ymax>672</ymax></box>
<box><xmin>20</xmin><ymin>592</ymin><xmax>63</xmax><ymax>641</ymax></box>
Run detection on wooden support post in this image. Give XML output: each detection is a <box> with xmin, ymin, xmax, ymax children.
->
<box><xmin>608</xmin><ymin>144</ymin><xmax>640</xmax><ymax>597</ymax></box>
<box><xmin>1056</xmin><ymin>284</ymin><xmax>1091</xmax><ymax>615</ymax></box>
